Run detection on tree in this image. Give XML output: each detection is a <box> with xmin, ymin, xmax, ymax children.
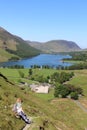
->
<box><xmin>54</xmin><ymin>83</ymin><xmax>69</xmax><ymax>98</ymax></box>
<box><xmin>18</xmin><ymin>70</ymin><xmax>24</xmax><ymax>78</ymax></box>
<box><xmin>54</xmin><ymin>83</ymin><xmax>60</xmax><ymax>97</ymax></box>
<box><xmin>29</xmin><ymin>69</ymin><xmax>33</xmax><ymax>76</ymax></box>
<box><xmin>54</xmin><ymin>83</ymin><xmax>83</xmax><ymax>100</ymax></box>
<box><xmin>70</xmin><ymin>92</ymin><xmax>79</xmax><ymax>100</ymax></box>
<box><xmin>51</xmin><ymin>72</ymin><xmax>74</xmax><ymax>84</ymax></box>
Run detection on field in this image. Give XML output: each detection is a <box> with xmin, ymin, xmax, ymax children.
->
<box><xmin>0</xmin><ymin>68</ymin><xmax>87</xmax><ymax>130</ymax></box>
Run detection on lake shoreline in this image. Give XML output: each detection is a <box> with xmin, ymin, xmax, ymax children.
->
<box><xmin>0</xmin><ymin>54</ymin><xmax>72</xmax><ymax>68</ymax></box>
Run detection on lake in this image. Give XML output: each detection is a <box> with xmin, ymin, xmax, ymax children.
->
<box><xmin>0</xmin><ymin>54</ymin><xmax>72</xmax><ymax>68</ymax></box>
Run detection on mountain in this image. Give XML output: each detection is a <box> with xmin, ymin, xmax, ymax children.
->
<box><xmin>0</xmin><ymin>27</ymin><xmax>41</xmax><ymax>62</ymax></box>
<box><xmin>27</xmin><ymin>40</ymin><xmax>81</xmax><ymax>53</ymax></box>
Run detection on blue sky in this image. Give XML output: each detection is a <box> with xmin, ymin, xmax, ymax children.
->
<box><xmin>0</xmin><ymin>0</ymin><xmax>87</xmax><ymax>49</ymax></box>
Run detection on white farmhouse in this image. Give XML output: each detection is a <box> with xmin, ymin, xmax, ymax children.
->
<box><xmin>30</xmin><ymin>83</ymin><xmax>50</xmax><ymax>94</ymax></box>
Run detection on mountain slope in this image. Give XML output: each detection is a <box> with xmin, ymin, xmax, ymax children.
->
<box><xmin>0</xmin><ymin>27</ymin><xmax>41</xmax><ymax>62</ymax></box>
<box><xmin>28</xmin><ymin>40</ymin><xmax>81</xmax><ymax>53</ymax></box>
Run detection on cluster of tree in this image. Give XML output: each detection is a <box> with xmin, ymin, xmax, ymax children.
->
<box><xmin>30</xmin><ymin>64</ymin><xmax>53</xmax><ymax>69</ymax></box>
<box><xmin>30</xmin><ymin>74</ymin><xmax>49</xmax><ymax>83</ymax></box>
<box><xmin>29</xmin><ymin>63</ymin><xmax>87</xmax><ymax>70</ymax></box>
<box><xmin>8</xmin><ymin>56</ymin><xmax>20</xmax><ymax>61</ymax></box>
<box><xmin>28</xmin><ymin>69</ymin><xmax>49</xmax><ymax>83</ymax></box>
<box><xmin>63</xmin><ymin>51</ymin><xmax>87</xmax><ymax>61</ymax></box>
<box><xmin>30</xmin><ymin>65</ymin><xmax>41</xmax><ymax>69</ymax></box>
<box><xmin>51</xmin><ymin>71</ymin><xmax>83</xmax><ymax>100</ymax></box>
<box><xmin>51</xmin><ymin>72</ymin><xmax>74</xmax><ymax>84</ymax></box>
<box><xmin>66</xmin><ymin>63</ymin><xmax>87</xmax><ymax>70</ymax></box>
<box><xmin>6</xmin><ymin>65</ymin><xmax>24</xmax><ymax>69</ymax></box>
<box><xmin>54</xmin><ymin>83</ymin><xmax>83</xmax><ymax>100</ymax></box>
<box><xmin>28</xmin><ymin>69</ymin><xmax>74</xmax><ymax>84</ymax></box>
<box><xmin>28</xmin><ymin>68</ymin><xmax>50</xmax><ymax>83</ymax></box>
<box><xmin>41</xmin><ymin>65</ymin><xmax>53</xmax><ymax>69</ymax></box>
<box><xmin>55</xmin><ymin>62</ymin><xmax>87</xmax><ymax>70</ymax></box>
<box><xmin>55</xmin><ymin>63</ymin><xmax>87</xmax><ymax>70</ymax></box>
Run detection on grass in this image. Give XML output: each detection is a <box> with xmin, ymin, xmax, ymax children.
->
<box><xmin>35</xmin><ymin>88</ymin><xmax>55</xmax><ymax>101</ymax></box>
<box><xmin>68</xmin><ymin>70</ymin><xmax>87</xmax><ymax>97</ymax></box>
<box><xmin>33</xmin><ymin>68</ymin><xmax>57</xmax><ymax>76</ymax></box>
<box><xmin>0</xmin><ymin>68</ymin><xmax>87</xmax><ymax>129</ymax></box>
<box><xmin>51</xmin><ymin>98</ymin><xmax>87</xmax><ymax>130</ymax></box>
<box><xmin>63</xmin><ymin>59</ymin><xmax>84</xmax><ymax>64</ymax></box>
<box><xmin>0</xmin><ymin>48</ymin><xmax>17</xmax><ymax>62</ymax></box>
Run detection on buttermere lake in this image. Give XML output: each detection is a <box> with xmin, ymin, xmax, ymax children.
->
<box><xmin>0</xmin><ymin>54</ymin><xmax>72</xmax><ymax>68</ymax></box>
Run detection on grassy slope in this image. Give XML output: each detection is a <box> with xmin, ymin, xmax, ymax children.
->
<box><xmin>0</xmin><ymin>76</ymin><xmax>25</xmax><ymax>129</ymax></box>
<box><xmin>68</xmin><ymin>70</ymin><xmax>87</xmax><ymax>97</ymax></box>
<box><xmin>0</xmin><ymin>68</ymin><xmax>87</xmax><ymax>129</ymax></box>
<box><xmin>0</xmin><ymin>74</ymin><xmax>57</xmax><ymax>130</ymax></box>
<box><xmin>0</xmin><ymin>48</ymin><xmax>17</xmax><ymax>62</ymax></box>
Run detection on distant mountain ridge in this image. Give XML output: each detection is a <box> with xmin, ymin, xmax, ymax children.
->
<box><xmin>27</xmin><ymin>40</ymin><xmax>81</xmax><ymax>53</ymax></box>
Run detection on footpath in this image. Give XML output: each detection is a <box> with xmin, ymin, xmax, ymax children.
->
<box><xmin>22</xmin><ymin>116</ymin><xmax>39</xmax><ymax>130</ymax></box>
<box><xmin>74</xmin><ymin>100</ymin><xmax>87</xmax><ymax>113</ymax></box>
<box><xmin>74</xmin><ymin>100</ymin><xmax>87</xmax><ymax>130</ymax></box>
<box><xmin>23</xmin><ymin>124</ymin><xmax>31</xmax><ymax>130</ymax></box>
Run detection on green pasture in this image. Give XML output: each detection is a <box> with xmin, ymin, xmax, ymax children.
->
<box><xmin>35</xmin><ymin>88</ymin><xmax>55</xmax><ymax>101</ymax></box>
<box><xmin>0</xmin><ymin>68</ymin><xmax>56</xmax><ymax>78</ymax></box>
<box><xmin>51</xmin><ymin>98</ymin><xmax>87</xmax><ymax>130</ymax></box>
<box><xmin>0</xmin><ymin>68</ymin><xmax>28</xmax><ymax>77</ymax></box>
<box><xmin>68</xmin><ymin>70</ymin><xmax>87</xmax><ymax>98</ymax></box>
<box><xmin>0</xmin><ymin>68</ymin><xmax>29</xmax><ymax>83</ymax></box>
<box><xmin>63</xmin><ymin>59</ymin><xmax>84</xmax><ymax>63</ymax></box>
<box><xmin>32</xmin><ymin>68</ymin><xmax>58</xmax><ymax>76</ymax></box>
<box><xmin>0</xmin><ymin>68</ymin><xmax>57</xmax><ymax>84</ymax></box>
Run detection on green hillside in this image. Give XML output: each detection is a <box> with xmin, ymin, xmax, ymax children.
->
<box><xmin>0</xmin><ymin>68</ymin><xmax>87</xmax><ymax>130</ymax></box>
<box><xmin>0</xmin><ymin>48</ymin><xmax>17</xmax><ymax>62</ymax></box>
<box><xmin>0</xmin><ymin>27</ymin><xmax>41</xmax><ymax>62</ymax></box>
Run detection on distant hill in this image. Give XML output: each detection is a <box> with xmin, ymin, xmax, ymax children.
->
<box><xmin>27</xmin><ymin>40</ymin><xmax>81</xmax><ymax>53</ymax></box>
<box><xmin>83</xmin><ymin>48</ymin><xmax>87</xmax><ymax>51</ymax></box>
<box><xmin>0</xmin><ymin>27</ymin><xmax>40</xmax><ymax>62</ymax></box>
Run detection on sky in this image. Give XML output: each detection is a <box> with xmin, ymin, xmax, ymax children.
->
<box><xmin>0</xmin><ymin>0</ymin><xmax>87</xmax><ymax>49</ymax></box>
